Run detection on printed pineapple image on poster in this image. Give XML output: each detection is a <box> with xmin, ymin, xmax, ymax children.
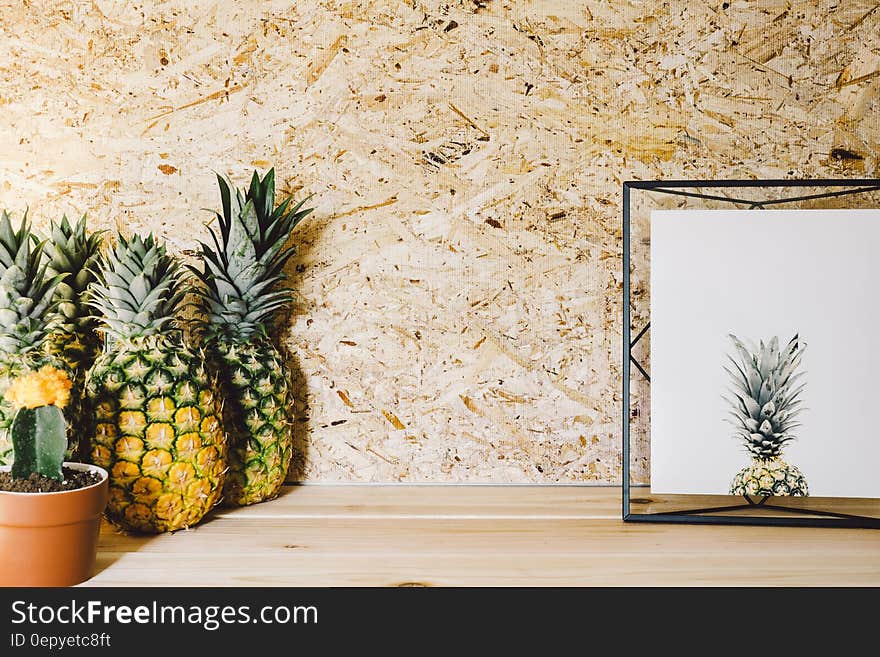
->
<box><xmin>650</xmin><ymin>209</ymin><xmax>880</xmax><ymax>498</ymax></box>
<box><xmin>724</xmin><ymin>334</ymin><xmax>808</xmax><ymax>497</ymax></box>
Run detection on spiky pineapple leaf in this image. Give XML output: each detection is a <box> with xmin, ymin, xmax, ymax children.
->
<box><xmin>191</xmin><ymin>168</ymin><xmax>314</xmax><ymax>342</ymax></box>
<box><xmin>725</xmin><ymin>333</ymin><xmax>807</xmax><ymax>458</ymax></box>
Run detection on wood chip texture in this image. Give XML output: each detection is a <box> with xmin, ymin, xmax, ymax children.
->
<box><xmin>1</xmin><ymin>1</ymin><xmax>877</xmax><ymax>482</ymax></box>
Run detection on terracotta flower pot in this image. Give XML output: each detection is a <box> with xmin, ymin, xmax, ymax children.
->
<box><xmin>0</xmin><ymin>462</ymin><xmax>108</xmax><ymax>587</ymax></box>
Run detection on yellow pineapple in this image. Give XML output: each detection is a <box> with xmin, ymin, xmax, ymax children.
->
<box><xmin>85</xmin><ymin>234</ymin><xmax>226</xmax><ymax>532</ymax></box>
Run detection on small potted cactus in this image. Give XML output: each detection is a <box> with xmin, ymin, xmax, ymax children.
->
<box><xmin>0</xmin><ymin>366</ymin><xmax>108</xmax><ymax>586</ymax></box>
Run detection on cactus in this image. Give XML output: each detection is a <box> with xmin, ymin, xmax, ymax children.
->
<box><xmin>11</xmin><ymin>405</ymin><xmax>66</xmax><ymax>481</ymax></box>
<box><xmin>3</xmin><ymin>365</ymin><xmax>72</xmax><ymax>481</ymax></box>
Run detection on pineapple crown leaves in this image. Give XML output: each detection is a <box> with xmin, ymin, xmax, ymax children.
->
<box><xmin>189</xmin><ymin>168</ymin><xmax>313</xmax><ymax>342</ymax></box>
<box><xmin>0</xmin><ymin>209</ymin><xmax>67</xmax><ymax>355</ymax></box>
<box><xmin>723</xmin><ymin>333</ymin><xmax>807</xmax><ymax>459</ymax></box>
<box><xmin>39</xmin><ymin>214</ymin><xmax>105</xmax><ymax>335</ymax></box>
<box><xmin>88</xmin><ymin>233</ymin><xmax>186</xmax><ymax>341</ymax></box>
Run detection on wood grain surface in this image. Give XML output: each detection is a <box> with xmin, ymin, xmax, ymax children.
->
<box><xmin>86</xmin><ymin>485</ymin><xmax>880</xmax><ymax>586</ymax></box>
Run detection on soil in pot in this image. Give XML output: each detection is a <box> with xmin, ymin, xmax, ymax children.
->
<box><xmin>0</xmin><ymin>467</ymin><xmax>101</xmax><ymax>493</ymax></box>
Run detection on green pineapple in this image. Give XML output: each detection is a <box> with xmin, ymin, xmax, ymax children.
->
<box><xmin>85</xmin><ymin>234</ymin><xmax>226</xmax><ymax>532</ymax></box>
<box><xmin>41</xmin><ymin>215</ymin><xmax>104</xmax><ymax>460</ymax></box>
<box><xmin>0</xmin><ymin>210</ymin><xmax>65</xmax><ymax>464</ymax></box>
<box><xmin>725</xmin><ymin>334</ymin><xmax>809</xmax><ymax>497</ymax></box>
<box><xmin>191</xmin><ymin>169</ymin><xmax>312</xmax><ymax>506</ymax></box>
<box><xmin>43</xmin><ymin>215</ymin><xmax>104</xmax><ymax>373</ymax></box>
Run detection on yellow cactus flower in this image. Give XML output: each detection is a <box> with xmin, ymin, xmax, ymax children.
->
<box><xmin>4</xmin><ymin>366</ymin><xmax>72</xmax><ymax>410</ymax></box>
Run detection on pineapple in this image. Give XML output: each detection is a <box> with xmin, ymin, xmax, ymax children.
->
<box><xmin>43</xmin><ymin>215</ymin><xmax>104</xmax><ymax>374</ymax></box>
<box><xmin>85</xmin><ymin>234</ymin><xmax>226</xmax><ymax>532</ymax></box>
<box><xmin>191</xmin><ymin>169</ymin><xmax>312</xmax><ymax>506</ymax></box>
<box><xmin>41</xmin><ymin>215</ymin><xmax>104</xmax><ymax>460</ymax></box>
<box><xmin>0</xmin><ymin>210</ymin><xmax>65</xmax><ymax>464</ymax></box>
<box><xmin>725</xmin><ymin>334</ymin><xmax>809</xmax><ymax>497</ymax></box>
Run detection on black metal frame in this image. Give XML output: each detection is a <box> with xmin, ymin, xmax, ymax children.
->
<box><xmin>623</xmin><ymin>179</ymin><xmax>880</xmax><ymax>529</ymax></box>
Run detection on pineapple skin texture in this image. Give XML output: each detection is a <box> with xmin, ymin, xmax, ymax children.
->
<box><xmin>213</xmin><ymin>339</ymin><xmax>292</xmax><ymax>506</ymax></box>
<box><xmin>730</xmin><ymin>457</ymin><xmax>808</xmax><ymax>497</ymax></box>
<box><xmin>46</xmin><ymin>331</ymin><xmax>101</xmax><ymax>461</ymax></box>
<box><xmin>85</xmin><ymin>335</ymin><xmax>227</xmax><ymax>533</ymax></box>
<box><xmin>0</xmin><ymin>355</ymin><xmax>31</xmax><ymax>464</ymax></box>
<box><xmin>46</xmin><ymin>330</ymin><xmax>101</xmax><ymax>377</ymax></box>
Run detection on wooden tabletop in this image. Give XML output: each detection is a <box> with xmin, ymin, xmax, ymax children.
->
<box><xmin>87</xmin><ymin>486</ymin><xmax>880</xmax><ymax>586</ymax></box>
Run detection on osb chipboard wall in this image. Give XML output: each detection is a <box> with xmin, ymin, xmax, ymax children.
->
<box><xmin>1</xmin><ymin>1</ymin><xmax>877</xmax><ymax>482</ymax></box>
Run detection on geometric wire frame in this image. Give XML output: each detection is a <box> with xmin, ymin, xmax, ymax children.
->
<box><xmin>623</xmin><ymin>179</ymin><xmax>880</xmax><ymax>529</ymax></box>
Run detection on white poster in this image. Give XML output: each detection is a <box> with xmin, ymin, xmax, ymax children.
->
<box><xmin>650</xmin><ymin>209</ymin><xmax>880</xmax><ymax>498</ymax></box>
